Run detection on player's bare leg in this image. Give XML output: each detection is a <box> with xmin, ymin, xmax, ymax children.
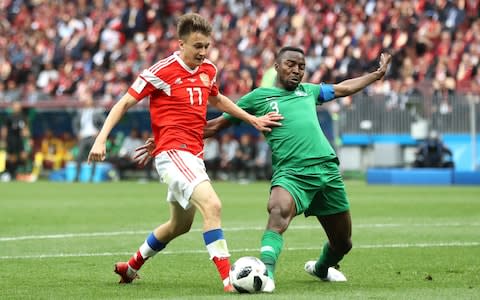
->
<box><xmin>115</xmin><ymin>203</ymin><xmax>195</xmax><ymax>283</ymax></box>
<box><xmin>305</xmin><ymin>211</ymin><xmax>351</xmax><ymax>281</ymax></box>
<box><xmin>153</xmin><ymin>202</ymin><xmax>196</xmax><ymax>242</ymax></box>
<box><xmin>260</xmin><ymin>186</ymin><xmax>296</xmax><ymax>292</ymax></box>
<box><xmin>190</xmin><ymin>181</ymin><xmax>233</xmax><ymax>292</ymax></box>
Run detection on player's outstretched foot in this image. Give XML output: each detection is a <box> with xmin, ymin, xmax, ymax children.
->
<box><xmin>262</xmin><ymin>277</ymin><xmax>276</xmax><ymax>293</ymax></box>
<box><xmin>114</xmin><ymin>262</ymin><xmax>139</xmax><ymax>284</ymax></box>
<box><xmin>304</xmin><ymin>261</ymin><xmax>347</xmax><ymax>282</ymax></box>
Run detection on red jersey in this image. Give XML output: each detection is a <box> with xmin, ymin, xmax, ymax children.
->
<box><xmin>128</xmin><ymin>52</ymin><xmax>219</xmax><ymax>157</ymax></box>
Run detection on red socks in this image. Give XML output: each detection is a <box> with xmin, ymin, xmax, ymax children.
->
<box><xmin>213</xmin><ymin>256</ymin><xmax>231</xmax><ymax>283</ymax></box>
<box><xmin>128</xmin><ymin>250</ymin><xmax>147</xmax><ymax>271</ymax></box>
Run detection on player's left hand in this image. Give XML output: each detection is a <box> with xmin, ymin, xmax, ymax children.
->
<box><xmin>134</xmin><ymin>137</ymin><xmax>154</xmax><ymax>167</ymax></box>
<box><xmin>251</xmin><ymin>112</ymin><xmax>283</xmax><ymax>132</ymax></box>
<box><xmin>376</xmin><ymin>53</ymin><xmax>392</xmax><ymax>79</ymax></box>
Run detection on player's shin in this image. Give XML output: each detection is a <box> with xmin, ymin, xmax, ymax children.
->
<box><xmin>314</xmin><ymin>242</ymin><xmax>344</xmax><ymax>278</ymax></box>
<box><xmin>260</xmin><ymin>230</ymin><xmax>284</xmax><ymax>279</ymax></box>
<box><xmin>128</xmin><ymin>232</ymin><xmax>167</xmax><ymax>273</ymax></box>
<box><xmin>203</xmin><ymin>228</ymin><xmax>231</xmax><ymax>288</ymax></box>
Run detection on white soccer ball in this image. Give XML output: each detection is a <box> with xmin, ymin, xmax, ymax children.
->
<box><xmin>229</xmin><ymin>256</ymin><xmax>269</xmax><ymax>293</ymax></box>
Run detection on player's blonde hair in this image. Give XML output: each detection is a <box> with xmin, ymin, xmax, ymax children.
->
<box><xmin>177</xmin><ymin>13</ymin><xmax>212</xmax><ymax>40</ymax></box>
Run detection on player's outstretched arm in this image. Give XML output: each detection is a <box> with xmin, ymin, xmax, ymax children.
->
<box><xmin>204</xmin><ymin>116</ymin><xmax>232</xmax><ymax>139</ymax></box>
<box><xmin>204</xmin><ymin>111</ymin><xmax>282</xmax><ymax>139</ymax></box>
<box><xmin>133</xmin><ymin>111</ymin><xmax>282</xmax><ymax>167</ymax></box>
<box><xmin>88</xmin><ymin>93</ymin><xmax>137</xmax><ymax>163</ymax></box>
<box><xmin>208</xmin><ymin>93</ymin><xmax>282</xmax><ymax>132</ymax></box>
<box><xmin>332</xmin><ymin>53</ymin><xmax>392</xmax><ymax>98</ymax></box>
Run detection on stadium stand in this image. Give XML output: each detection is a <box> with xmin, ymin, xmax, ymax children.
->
<box><xmin>1</xmin><ymin>0</ymin><xmax>479</xmax><ymax>182</ymax></box>
<box><xmin>0</xmin><ymin>0</ymin><xmax>478</xmax><ymax>106</ymax></box>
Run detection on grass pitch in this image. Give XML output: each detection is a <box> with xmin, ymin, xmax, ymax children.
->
<box><xmin>1</xmin><ymin>180</ymin><xmax>479</xmax><ymax>299</ymax></box>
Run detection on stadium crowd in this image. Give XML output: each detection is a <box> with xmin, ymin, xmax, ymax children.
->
<box><xmin>1</xmin><ymin>0</ymin><xmax>480</xmax><ymax>181</ymax></box>
<box><xmin>0</xmin><ymin>0</ymin><xmax>479</xmax><ymax>108</ymax></box>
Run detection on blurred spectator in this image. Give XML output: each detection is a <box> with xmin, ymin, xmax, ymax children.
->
<box><xmin>36</xmin><ymin>62</ymin><xmax>59</xmax><ymax>96</ymax></box>
<box><xmin>219</xmin><ymin>132</ymin><xmax>238</xmax><ymax>180</ymax></box>
<box><xmin>254</xmin><ymin>134</ymin><xmax>272</xmax><ymax>180</ymax></box>
<box><xmin>121</xmin><ymin>0</ymin><xmax>148</xmax><ymax>41</ymax></box>
<box><xmin>232</xmin><ymin>133</ymin><xmax>256</xmax><ymax>181</ymax></box>
<box><xmin>203</xmin><ymin>136</ymin><xmax>220</xmax><ymax>180</ymax></box>
<box><xmin>0</xmin><ymin>81</ymin><xmax>5</xmax><ymax>102</ymax></box>
<box><xmin>32</xmin><ymin>129</ymin><xmax>68</xmax><ymax>179</ymax></box>
<box><xmin>0</xmin><ymin>102</ymin><xmax>29</xmax><ymax>180</ymax></box>
<box><xmin>61</xmin><ymin>132</ymin><xmax>77</xmax><ymax>162</ymax></box>
<box><xmin>413</xmin><ymin>131</ymin><xmax>454</xmax><ymax>168</ymax></box>
<box><xmin>108</xmin><ymin>128</ymin><xmax>144</xmax><ymax>180</ymax></box>
<box><xmin>72</xmin><ymin>95</ymin><xmax>105</xmax><ymax>182</ymax></box>
<box><xmin>15</xmin><ymin>125</ymin><xmax>35</xmax><ymax>182</ymax></box>
<box><xmin>4</xmin><ymin>80</ymin><xmax>22</xmax><ymax>103</ymax></box>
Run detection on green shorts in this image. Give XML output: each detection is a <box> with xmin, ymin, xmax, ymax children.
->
<box><xmin>271</xmin><ymin>160</ymin><xmax>350</xmax><ymax>217</ymax></box>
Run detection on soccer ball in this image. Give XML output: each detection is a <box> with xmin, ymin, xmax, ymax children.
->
<box><xmin>229</xmin><ymin>256</ymin><xmax>269</xmax><ymax>293</ymax></box>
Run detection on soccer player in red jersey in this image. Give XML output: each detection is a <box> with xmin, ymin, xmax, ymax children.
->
<box><xmin>87</xmin><ymin>13</ymin><xmax>281</xmax><ymax>292</ymax></box>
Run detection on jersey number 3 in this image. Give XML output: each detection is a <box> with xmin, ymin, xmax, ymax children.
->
<box><xmin>186</xmin><ymin>87</ymin><xmax>203</xmax><ymax>105</ymax></box>
<box><xmin>270</xmin><ymin>101</ymin><xmax>279</xmax><ymax>113</ymax></box>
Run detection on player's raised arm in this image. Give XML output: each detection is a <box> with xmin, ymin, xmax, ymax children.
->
<box><xmin>332</xmin><ymin>53</ymin><xmax>392</xmax><ymax>98</ymax></box>
<box><xmin>208</xmin><ymin>93</ymin><xmax>282</xmax><ymax>132</ymax></box>
<box><xmin>88</xmin><ymin>93</ymin><xmax>137</xmax><ymax>163</ymax></box>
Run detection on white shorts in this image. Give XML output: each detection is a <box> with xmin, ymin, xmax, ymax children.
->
<box><xmin>155</xmin><ymin>149</ymin><xmax>209</xmax><ymax>209</ymax></box>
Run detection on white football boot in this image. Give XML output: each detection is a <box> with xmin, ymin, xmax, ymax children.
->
<box><xmin>262</xmin><ymin>277</ymin><xmax>276</xmax><ymax>293</ymax></box>
<box><xmin>304</xmin><ymin>261</ymin><xmax>347</xmax><ymax>282</ymax></box>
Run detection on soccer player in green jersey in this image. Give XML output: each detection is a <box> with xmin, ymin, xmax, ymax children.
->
<box><xmin>135</xmin><ymin>46</ymin><xmax>391</xmax><ymax>293</ymax></box>
<box><xmin>204</xmin><ymin>47</ymin><xmax>391</xmax><ymax>292</ymax></box>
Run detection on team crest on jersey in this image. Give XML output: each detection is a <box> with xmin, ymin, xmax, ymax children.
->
<box><xmin>295</xmin><ymin>90</ymin><xmax>308</xmax><ymax>97</ymax></box>
<box><xmin>199</xmin><ymin>73</ymin><xmax>210</xmax><ymax>87</ymax></box>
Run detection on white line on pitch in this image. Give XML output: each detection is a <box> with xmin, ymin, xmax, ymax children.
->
<box><xmin>1</xmin><ymin>241</ymin><xmax>479</xmax><ymax>260</ymax></box>
<box><xmin>1</xmin><ymin>223</ymin><xmax>479</xmax><ymax>242</ymax></box>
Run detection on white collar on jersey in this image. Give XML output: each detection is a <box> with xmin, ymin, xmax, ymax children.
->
<box><xmin>174</xmin><ymin>51</ymin><xmax>199</xmax><ymax>74</ymax></box>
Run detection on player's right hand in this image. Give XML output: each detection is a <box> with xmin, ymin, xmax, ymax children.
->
<box><xmin>134</xmin><ymin>137</ymin><xmax>154</xmax><ymax>167</ymax></box>
<box><xmin>87</xmin><ymin>141</ymin><xmax>106</xmax><ymax>163</ymax></box>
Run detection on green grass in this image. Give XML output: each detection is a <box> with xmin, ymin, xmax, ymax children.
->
<box><xmin>1</xmin><ymin>181</ymin><xmax>479</xmax><ymax>299</ymax></box>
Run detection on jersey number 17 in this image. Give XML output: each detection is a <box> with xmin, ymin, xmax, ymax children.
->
<box><xmin>186</xmin><ymin>87</ymin><xmax>203</xmax><ymax>105</ymax></box>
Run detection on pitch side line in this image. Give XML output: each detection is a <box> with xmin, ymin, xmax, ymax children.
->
<box><xmin>1</xmin><ymin>223</ymin><xmax>479</xmax><ymax>242</ymax></box>
<box><xmin>1</xmin><ymin>242</ymin><xmax>479</xmax><ymax>260</ymax></box>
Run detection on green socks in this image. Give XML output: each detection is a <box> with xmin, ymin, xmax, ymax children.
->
<box><xmin>260</xmin><ymin>230</ymin><xmax>283</xmax><ymax>279</ymax></box>
<box><xmin>314</xmin><ymin>242</ymin><xmax>344</xmax><ymax>278</ymax></box>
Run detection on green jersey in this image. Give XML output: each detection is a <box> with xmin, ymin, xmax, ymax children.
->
<box><xmin>224</xmin><ymin>83</ymin><xmax>337</xmax><ymax>173</ymax></box>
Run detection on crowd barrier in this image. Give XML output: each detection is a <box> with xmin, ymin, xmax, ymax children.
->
<box><xmin>367</xmin><ymin>168</ymin><xmax>480</xmax><ymax>185</ymax></box>
<box><xmin>48</xmin><ymin>162</ymin><xmax>114</xmax><ymax>183</ymax></box>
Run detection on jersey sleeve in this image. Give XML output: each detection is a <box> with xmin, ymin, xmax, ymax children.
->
<box><xmin>127</xmin><ymin>69</ymin><xmax>169</xmax><ymax>101</ymax></box>
<box><xmin>222</xmin><ymin>91</ymin><xmax>256</xmax><ymax>124</ymax></box>
<box><xmin>208</xmin><ymin>63</ymin><xmax>219</xmax><ymax>96</ymax></box>
<box><xmin>210</xmin><ymin>80</ymin><xmax>219</xmax><ymax>96</ymax></box>
<box><xmin>317</xmin><ymin>83</ymin><xmax>335</xmax><ymax>104</ymax></box>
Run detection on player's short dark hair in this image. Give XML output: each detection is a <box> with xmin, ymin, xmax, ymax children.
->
<box><xmin>276</xmin><ymin>46</ymin><xmax>305</xmax><ymax>61</ymax></box>
<box><xmin>177</xmin><ymin>13</ymin><xmax>212</xmax><ymax>40</ymax></box>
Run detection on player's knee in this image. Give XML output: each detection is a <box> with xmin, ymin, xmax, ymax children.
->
<box><xmin>199</xmin><ymin>198</ymin><xmax>222</xmax><ymax>223</ymax></box>
<box><xmin>208</xmin><ymin>194</ymin><xmax>223</xmax><ymax>211</ymax></box>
